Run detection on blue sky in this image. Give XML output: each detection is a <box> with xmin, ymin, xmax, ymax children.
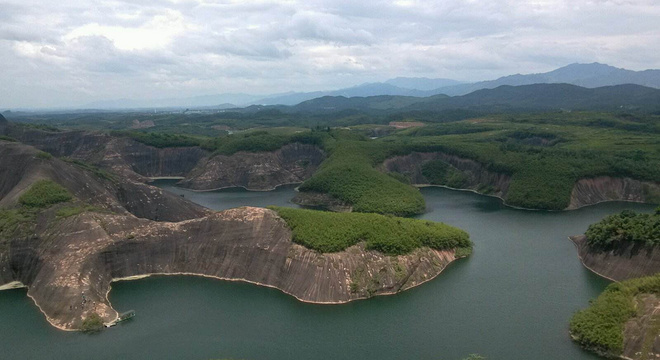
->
<box><xmin>1</xmin><ymin>0</ymin><xmax>659</xmax><ymax>108</ymax></box>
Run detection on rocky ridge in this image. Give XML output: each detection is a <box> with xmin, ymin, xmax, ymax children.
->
<box><xmin>0</xmin><ymin>140</ymin><xmax>462</xmax><ymax>331</ymax></box>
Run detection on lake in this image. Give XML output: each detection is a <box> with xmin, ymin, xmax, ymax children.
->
<box><xmin>0</xmin><ymin>180</ymin><xmax>655</xmax><ymax>360</ymax></box>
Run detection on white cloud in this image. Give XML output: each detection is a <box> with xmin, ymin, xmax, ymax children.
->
<box><xmin>0</xmin><ymin>0</ymin><xmax>659</xmax><ymax>108</ymax></box>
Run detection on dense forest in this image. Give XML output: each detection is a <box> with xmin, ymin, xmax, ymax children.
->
<box><xmin>270</xmin><ymin>206</ymin><xmax>471</xmax><ymax>255</ymax></box>
<box><xmin>585</xmin><ymin>208</ymin><xmax>660</xmax><ymax>248</ymax></box>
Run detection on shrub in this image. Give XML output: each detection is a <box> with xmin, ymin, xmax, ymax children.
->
<box><xmin>18</xmin><ymin>180</ymin><xmax>72</xmax><ymax>208</ymax></box>
<box><xmin>81</xmin><ymin>313</ymin><xmax>104</xmax><ymax>333</ymax></box>
<box><xmin>269</xmin><ymin>206</ymin><xmax>471</xmax><ymax>255</ymax></box>
<box><xmin>570</xmin><ymin>274</ymin><xmax>660</xmax><ymax>354</ymax></box>
<box><xmin>585</xmin><ymin>208</ymin><xmax>660</xmax><ymax>248</ymax></box>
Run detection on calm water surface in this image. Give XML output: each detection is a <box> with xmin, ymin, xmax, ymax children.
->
<box><xmin>0</xmin><ymin>181</ymin><xmax>655</xmax><ymax>360</ymax></box>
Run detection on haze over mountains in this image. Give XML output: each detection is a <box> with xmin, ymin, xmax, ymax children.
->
<box><xmin>83</xmin><ymin>63</ymin><xmax>660</xmax><ymax>110</ymax></box>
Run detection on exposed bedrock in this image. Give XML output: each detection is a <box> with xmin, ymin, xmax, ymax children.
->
<box><xmin>622</xmin><ymin>294</ymin><xmax>660</xmax><ymax>360</ymax></box>
<box><xmin>384</xmin><ymin>152</ymin><xmax>660</xmax><ymax>210</ymax></box>
<box><xmin>178</xmin><ymin>143</ymin><xmax>325</xmax><ymax>191</ymax></box>
<box><xmin>6</xmin><ymin>126</ymin><xmax>208</xmax><ymax>181</ymax></box>
<box><xmin>567</xmin><ymin>177</ymin><xmax>660</xmax><ymax>210</ymax></box>
<box><xmin>569</xmin><ymin>235</ymin><xmax>660</xmax><ymax>281</ymax></box>
<box><xmin>0</xmin><ymin>141</ymin><xmax>208</xmax><ymax>222</ymax></box>
<box><xmin>1</xmin><ymin>207</ymin><xmax>459</xmax><ymax>330</ymax></box>
<box><xmin>382</xmin><ymin>152</ymin><xmax>511</xmax><ymax>198</ymax></box>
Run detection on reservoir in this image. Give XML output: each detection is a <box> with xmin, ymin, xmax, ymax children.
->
<box><xmin>0</xmin><ymin>180</ymin><xmax>655</xmax><ymax>360</ymax></box>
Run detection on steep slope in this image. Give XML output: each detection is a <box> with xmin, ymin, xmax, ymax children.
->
<box><xmin>0</xmin><ymin>140</ymin><xmax>469</xmax><ymax>331</ymax></box>
<box><xmin>178</xmin><ymin>143</ymin><xmax>325</xmax><ymax>191</ymax></box>
<box><xmin>6</xmin><ymin>126</ymin><xmax>208</xmax><ymax>182</ymax></box>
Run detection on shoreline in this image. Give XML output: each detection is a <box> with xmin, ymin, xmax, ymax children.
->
<box><xmin>156</xmin><ymin>180</ymin><xmax>303</xmax><ymax>193</ymax></box>
<box><xmin>23</xmin><ymin>247</ymin><xmax>465</xmax><ymax>332</ymax></box>
<box><xmin>567</xmin><ymin>235</ymin><xmax>619</xmax><ymax>282</ymax></box>
<box><xmin>415</xmin><ymin>184</ymin><xmax>658</xmax><ymax>212</ymax></box>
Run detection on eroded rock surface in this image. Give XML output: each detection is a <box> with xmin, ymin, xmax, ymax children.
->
<box><xmin>178</xmin><ymin>143</ymin><xmax>325</xmax><ymax>191</ymax></box>
<box><xmin>0</xmin><ymin>141</ymin><xmax>460</xmax><ymax>331</ymax></box>
<box><xmin>568</xmin><ymin>177</ymin><xmax>660</xmax><ymax>210</ymax></box>
<box><xmin>2</xmin><ymin>207</ymin><xmax>458</xmax><ymax>330</ymax></box>
<box><xmin>569</xmin><ymin>235</ymin><xmax>660</xmax><ymax>281</ymax></box>
<box><xmin>382</xmin><ymin>152</ymin><xmax>512</xmax><ymax>198</ymax></box>
<box><xmin>623</xmin><ymin>294</ymin><xmax>660</xmax><ymax>360</ymax></box>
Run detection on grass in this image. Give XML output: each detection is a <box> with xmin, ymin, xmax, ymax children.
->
<box><xmin>570</xmin><ymin>274</ymin><xmax>660</xmax><ymax>354</ymax></box>
<box><xmin>269</xmin><ymin>206</ymin><xmax>471</xmax><ymax>255</ymax></box>
<box><xmin>19</xmin><ymin>180</ymin><xmax>72</xmax><ymax>208</ymax></box>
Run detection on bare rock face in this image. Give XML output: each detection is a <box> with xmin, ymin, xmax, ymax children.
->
<box><xmin>1</xmin><ymin>207</ymin><xmax>459</xmax><ymax>330</ymax></box>
<box><xmin>0</xmin><ymin>141</ymin><xmax>461</xmax><ymax>331</ymax></box>
<box><xmin>382</xmin><ymin>152</ymin><xmax>512</xmax><ymax>198</ymax></box>
<box><xmin>570</xmin><ymin>235</ymin><xmax>660</xmax><ymax>281</ymax></box>
<box><xmin>567</xmin><ymin>177</ymin><xmax>660</xmax><ymax>210</ymax></box>
<box><xmin>178</xmin><ymin>143</ymin><xmax>325</xmax><ymax>191</ymax></box>
<box><xmin>99</xmin><ymin>137</ymin><xmax>207</xmax><ymax>181</ymax></box>
<box><xmin>0</xmin><ymin>141</ymin><xmax>209</xmax><ymax>221</ymax></box>
<box><xmin>5</xmin><ymin>127</ymin><xmax>208</xmax><ymax>182</ymax></box>
<box><xmin>622</xmin><ymin>294</ymin><xmax>660</xmax><ymax>360</ymax></box>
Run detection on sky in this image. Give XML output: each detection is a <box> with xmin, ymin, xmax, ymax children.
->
<box><xmin>1</xmin><ymin>0</ymin><xmax>659</xmax><ymax>108</ymax></box>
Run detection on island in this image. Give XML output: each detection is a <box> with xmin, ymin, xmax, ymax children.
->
<box><xmin>570</xmin><ymin>208</ymin><xmax>660</xmax><ymax>359</ymax></box>
<box><xmin>0</xmin><ymin>139</ymin><xmax>470</xmax><ymax>331</ymax></box>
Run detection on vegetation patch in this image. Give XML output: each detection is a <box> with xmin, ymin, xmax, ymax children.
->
<box><xmin>421</xmin><ymin>160</ymin><xmax>468</xmax><ymax>188</ymax></box>
<box><xmin>570</xmin><ymin>274</ymin><xmax>660</xmax><ymax>355</ymax></box>
<box><xmin>80</xmin><ymin>313</ymin><xmax>104</xmax><ymax>333</ymax></box>
<box><xmin>19</xmin><ymin>180</ymin><xmax>72</xmax><ymax>208</ymax></box>
<box><xmin>269</xmin><ymin>206</ymin><xmax>471</xmax><ymax>255</ymax></box>
<box><xmin>299</xmin><ymin>139</ymin><xmax>427</xmax><ymax>216</ymax></box>
<box><xmin>585</xmin><ymin>208</ymin><xmax>660</xmax><ymax>248</ymax></box>
<box><xmin>0</xmin><ymin>135</ymin><xmax>17</xmax><ymax>142</ymax></box>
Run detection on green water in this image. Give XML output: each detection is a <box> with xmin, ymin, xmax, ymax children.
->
<box><xmin>0</xmin><ymin>182</ymin><xmax>656</xmax><ymax>360</ymax></box>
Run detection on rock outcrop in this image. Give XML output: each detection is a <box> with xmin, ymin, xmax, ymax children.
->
<box><xmin>6</xmin><ymin>125</ymin><xmax>325</xmax><ymax>191</ymax></box>
<box><xmin>622</xmin><ymin>294</ymin><xmax>660</xmax><ymax>360</ymax></box>
<box><xmin>178</xmin><ymin>143</ymin><xmax>325</xmax><ymax>191</ymax></box>
<box><xmin>6</xmin><ymin>126</ymin><xmax>208</xmax><ymax>182</ymax></box>
<box><xmin>0</xmin><ymin>141</ymin><xmax>208</xmax><ymax>222</ymax></box>
<box><xmin>1</xmin><ymin>207</ymin><xmax>458</xmax><ymax>330</ymax></box>
<box><xmin>567</xmin><ymin>177</ymin><xmax>660</xmax><ymax>210</ymax></box>
<box><xmin>0</xmin><ymin>141</ymin><xmax>462</xmax><ymax>331</ymax></box>
<box><xmin>382</xmin><ymin>152</ymin><xmax>512</xmax><ymax>199</ymax></box>
<box><xmin>569</xmin><ymin>235</ymin><xmax>660</xmax><ymax>281</ymax></box>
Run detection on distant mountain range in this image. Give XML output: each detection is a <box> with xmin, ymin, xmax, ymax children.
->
<box><xmin>434</xmin><ymin>63</ymin><xmax>660</xmax><ymax>96</ymax></box>
<box><xmin>83</xmin><ymin>63</ymin><xmax>660</xmax><ymax>109</ymax></box>
<box><xmin>286</xmin><ymin>83</ymin><xmax>660</xmax><ymax>114</ymax></box>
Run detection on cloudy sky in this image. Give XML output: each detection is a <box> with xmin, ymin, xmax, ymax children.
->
<box><xmin>1</xmin><ymin>0</ymin><xmax>659</xmax><ymax>108</ymax></box>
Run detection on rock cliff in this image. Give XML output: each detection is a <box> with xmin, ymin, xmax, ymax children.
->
<box><xmin>6</xmin><ymin>125</ymin><xmax>325</xmax><ymax>191</ymax></box>
<box><xmin>382</xmin><ymin>152</ymin><xmax>512</xmax><ymax>198</ymax></box>
<box><xmin>384</xmin><ymin>152</ymin><xmax>660</xmax><ymax>210</ymax></box>
<box><xmin>567</xmin><ymin>177</ymin><xmax>660</xmax><ymax>210</ymax></box>
<box><xmin>0</xmin><ymin>141</ymin><xmax>462</xmax><ymax>331</ymax></box>
<box><xmin>178</xmin><ymin>143</ymin><xmax>325</xmax><ymax>191</ymax></box>
<box><xmin>6</xmin><ymin>126</ymin><xmax>207</xmax><ymax>182</ymax></box>
<box><xmin>569</xmin><ymin>235</ymin><xmax>660</xmax><ymax>281</ymax></box>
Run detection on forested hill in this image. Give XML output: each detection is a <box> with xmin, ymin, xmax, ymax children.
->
<box><xmin>288</xmin><ymin>83</ymin><xmax>660</xmax><ymax>114</ymax></box>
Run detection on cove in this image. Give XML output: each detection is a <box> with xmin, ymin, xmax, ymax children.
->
<box><xmin>0</xmin><ymin>182</ymin><xmax>655</xmax><ymax>360</ymax></box>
